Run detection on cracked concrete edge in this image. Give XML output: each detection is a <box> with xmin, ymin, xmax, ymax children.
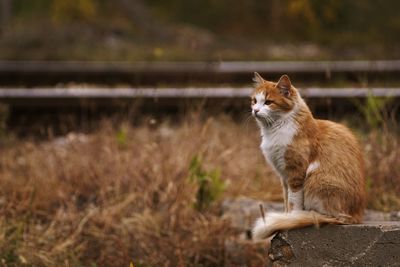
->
<box><xmin>269</xmin><ymin>223</ymin><xmax>400</xmax><ymax>267</ymax></box>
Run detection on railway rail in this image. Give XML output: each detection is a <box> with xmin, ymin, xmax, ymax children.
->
<box><xmin>2</xmin><ymin>60</ymin><xmax>399</xmax><ymax>132</ymax></box>
<box><xmin>0</xmin><ymin>87</ymin><xmax>400</xmax><ymax>99</ymax></box>
<box><xmin>3</xmin><ymin>86</ymin><xmax>398</xmax><ymax>132</ymax></box>
<box><xmin>2</xmin><ymin>60</ymin><xmax>400</xmax><ymax>85</ymax></box>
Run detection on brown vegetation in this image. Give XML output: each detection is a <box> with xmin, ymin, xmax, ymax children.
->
<box><xmin>364</xmin><ymin>128</ymin><xmax>400</xmax><ymax>211</ymax></box>
<box><xmin>0</xmin><ymin>113</ymin><xmax>398</xmax><ymax>266</ymax></box>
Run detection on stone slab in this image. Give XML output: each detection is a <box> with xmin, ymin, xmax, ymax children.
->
<box><xmin>269</xmin><ymin>222</ymin><xmax>400</xmax><ymax>267</ymax></box>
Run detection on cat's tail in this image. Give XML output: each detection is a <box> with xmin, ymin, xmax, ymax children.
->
<box><xmin>252</xmin><ymin>210</ymin><xmax>351</xmax><ymax>240</ymax></box>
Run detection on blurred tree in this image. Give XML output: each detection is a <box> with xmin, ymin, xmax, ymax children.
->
<box><xmin>116</xmin><ymin>0</ymin><xmax>167</xmax><ymax>37</ymax></box>
<box><xmin>270</xmin><ymin>0</ymin><xmax>283</xmax><ymax>33</ymax></box>
<box><xmin>4</xmin><ymin>0</ymin><xmax>400</xmax><ymax>59</ymax></box>
<box><xmin>51</xmin><ymin>0</ymin><xmax>97</xmax><ymax>23</ymax></box>
<box><xmin>0</xmin><ymin>0</ymin><xmax>11</xmax><ymax>32</ymax></box>
<box><xmin>13</xmin><ymin>0</ymin><xmax>51</xmax><ymax>18</ymax></box>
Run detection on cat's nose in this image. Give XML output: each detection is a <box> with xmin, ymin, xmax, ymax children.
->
<box><xmin>254</xmin><ymin>109</ymin><xmax>260</xmax><ymax>115</ymax></box>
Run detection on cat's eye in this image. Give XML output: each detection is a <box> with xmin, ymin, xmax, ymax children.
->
<box><xmin>251</xmin><ymin>98</ymin><xmax>256</xmax><ymax>104</ymax></box>
<box><xmin>264</xmin><ymin>100</ymin><xmax>273</xmax><ymax>105</ymax></box>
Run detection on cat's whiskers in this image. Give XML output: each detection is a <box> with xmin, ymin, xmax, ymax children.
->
<box><xmin>240</xmin><ymin>111</ymin><xmax>255</xmax><ymax>132</ymax></box>
<box><xmin>256</xmin><ymin>114</ymin><xmax>276</xmax><ymax>128</ymax></box>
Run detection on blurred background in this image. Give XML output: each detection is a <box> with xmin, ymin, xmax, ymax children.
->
<box><xmin>2</xmin><ymin>0</ymin><xmax>400</xmax><ymax>61</ymax></box>
<box><xmin>0</xmin><ymin>1</ymin><xmax>399</xmax><ymax>266</ymax></box>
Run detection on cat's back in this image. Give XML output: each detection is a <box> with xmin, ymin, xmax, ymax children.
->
<box><xmin>315</xmin><ymin>119</ymin><xmax>360</xmax><ymax>149</ymax></box>
<box><xmin>314</xmin><ymin>119</ymin><xmax>364</xmax><ymax>176</ymax></box>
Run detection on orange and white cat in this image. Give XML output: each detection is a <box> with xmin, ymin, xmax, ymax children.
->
<box><xmin>251</xmin><ymin>73</ymin><xmax>366</xmax><ymax>239</ymax></box>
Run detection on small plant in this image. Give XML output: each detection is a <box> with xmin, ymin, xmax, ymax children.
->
<box><xmin>1</xmin><ymin>221</ymin><xmax>25</xmax><ymax>266</ymax></box>
<box><xmin>354</xmin><ymin>94</ymin><xmax>392</xmax><ymax>129</ymax></box>
<box><xmin>188</xmin><ymin>155</ymin><xmax>225</xmax><ymax>211</ymax></box>
<box><xmin>116</xmin><ymin>126</ymin><xmax>128</xmax><ymax>148</ymax></box>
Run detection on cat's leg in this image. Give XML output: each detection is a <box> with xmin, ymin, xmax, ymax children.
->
<box><xmin>281</xmin><ymin>179</ymin><xmax>289</xmax><ymax>213</ymax></box>
<box><xmin>288</xmin><ymin>187</ymin><xmax>304</xmax><ymax>211</ymax></box>
<box><xmin>304</xmin><ymin>173</ymin><xmax>364</xmax><ymax>223</ymax></box>
<box><xmin>284</xmin><ymin>150</ymin><xmax>307</xmax><ymax>212</ymax></box>
<box><xmin>287</xmin><ymin>176</ymin><xmax>305</xmax><ymax>212</ymax></box>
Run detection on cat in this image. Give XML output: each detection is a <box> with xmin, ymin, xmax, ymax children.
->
<box><xmin>251</xmin><ymin>73</ymin><xmax>366</xmax><ymax>239</ymax></box>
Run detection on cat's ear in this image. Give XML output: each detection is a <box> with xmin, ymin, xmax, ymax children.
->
<box><xmin>277</xmin><ymin>74</ymin><xmax>292</xmax><ymax>97</ymax></box>
<box><xmin>253</xmin><ymin>72</ymin><xmax>265</xmax><ymax>86</ymax></box>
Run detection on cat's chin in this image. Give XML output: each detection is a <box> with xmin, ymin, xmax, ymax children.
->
<box><xmin>255</xmin><ymin>116</ymin><xmax>275</xmax><ymax>128</ymax></box>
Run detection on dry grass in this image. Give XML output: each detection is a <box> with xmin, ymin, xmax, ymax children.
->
<box><xmin>0</xmin><ymin>113</ymin><xmax>398</xmax><ymax>266</ymax></box>
<box><xmin>364</xmin><ymin>127</ymin><xmax>400</xmax><ymax>211</ymax></box>
<box><xmin>0</xmin><ymin>114</ymin><xmax>278</xmax><ymax>266</ymax></box>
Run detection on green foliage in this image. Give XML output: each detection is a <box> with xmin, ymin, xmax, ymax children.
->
<box><xmin>116</xmin><ymin>127</ymin><xmax>128</xmax><ymax>148</ymax></box>
<box><xmin>0</xmin><ymin>221</ymin><xmax>25</xmax><ymax>266</ymax></box>
<box><xmin>13</xmin><ymin>0</ymin><xmax>52</xmax><ymax>18</ymax></box>
<box><xmin>188</xmin><ymin>155</ymin><xmax>225</xmax><ymax>211</ymax></box>
<box><xmin>354</xmin><ymin>94</ymin><xmax>392</xmax><ymax>129</ymax></box>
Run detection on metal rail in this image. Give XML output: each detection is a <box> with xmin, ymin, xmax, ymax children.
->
<box><xmin>0</xmin><ymin>87</ymin><xmax>399</xmax><ymax>98</ymax></box>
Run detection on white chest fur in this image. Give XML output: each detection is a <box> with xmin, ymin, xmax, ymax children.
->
<box><xmin>259</xmin><ymin>118</ymin><xmax>298</xmax><ymax>179</ymax></box>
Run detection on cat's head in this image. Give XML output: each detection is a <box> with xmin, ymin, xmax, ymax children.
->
<box><xmin>251</xmin><ymin>73</ymin><xmax>299</xmax><ymax>126</ymax></box>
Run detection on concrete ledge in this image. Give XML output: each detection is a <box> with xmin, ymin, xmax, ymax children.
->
<box><xmin>221</xmin><ymin>198</ymin><xmax>400</xmax><ymax>233</ymax></box>
<box><xmin>269</xmin><ymin>222</ymin><xmax>400</xmax><ymax>267</ymax></box>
